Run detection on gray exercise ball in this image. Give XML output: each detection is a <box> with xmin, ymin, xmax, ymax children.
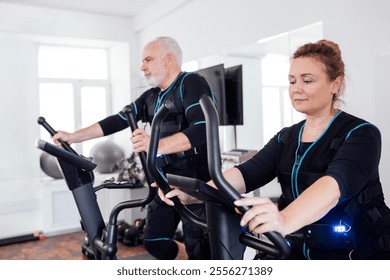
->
<box><xmin>89</xmin><ymin>140</ymin><xmax>124</xmax><ymax>173</ymax></box>
<box><xmin>40</xmin><ymin>151</ymin><xmax>64</xmax><ymax>179</ymax></box>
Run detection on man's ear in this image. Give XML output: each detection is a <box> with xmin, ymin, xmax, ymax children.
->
<box><xmin>165</xmin><ymin>53</ymin><xmax>174</xmax><ymax>65</ymax></box>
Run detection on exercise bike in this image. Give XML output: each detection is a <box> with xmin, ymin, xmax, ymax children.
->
<box><xmin>35</xmin><ymin>105</ymin><xmax>155</xmax><ymax>260</ymax></box>
<box><xmin>146</xmin><ymin>96</ymin><xmax>290</xmax><ymax>259</ymax></box>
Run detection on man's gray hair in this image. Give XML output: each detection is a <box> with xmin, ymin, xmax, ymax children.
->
<box><xmin>154</xmin><ymin>36</ymin><xmax>183</xmax><ymax>66</ymax></box>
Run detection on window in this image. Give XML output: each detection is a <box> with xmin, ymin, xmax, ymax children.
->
<box><xmin>38</xmin><ymin>45</ymin><xmax>108</xmax><ymax>79</ymax></box>
<box><xmin>38</xmin><ymin>45</ymin><xmax>110</xmax><ymax>156</ymax></box>
<box><xmin>261</xmin><ymin>54</ymin><xmax>291</xmax><ymax>143</ymax></box>
<box><xmin>80</xmin><ymin>86</ymin><xmax>108</xmax><ymax>156</ymax></box>
<box><xmin>39</xmin><ymin>83</ymin><xmax>75</xmax><ymax>135</ymax></box>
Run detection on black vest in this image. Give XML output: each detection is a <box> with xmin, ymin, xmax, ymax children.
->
<box><xmin>140</xmin><ymin>72</ymin><xmax>189</xmax><ymax>138</ymax></box>
<box><xmin>276</xmin><ymin>112</ymin><xmax>390</xmax><ymax>257</ymax></box>
<box><xmin>276</xmin><ymin>111</ymin><xmax>380</xmax><ymax>224</ymax></box>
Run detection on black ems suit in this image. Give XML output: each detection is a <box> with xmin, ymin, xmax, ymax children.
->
<box><xmin>99</xmin><ymin>72</ymin><xmax>213</xmax><ymax>259</ymax></box>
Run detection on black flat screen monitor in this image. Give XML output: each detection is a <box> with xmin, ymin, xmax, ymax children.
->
<box><xmin>195</xmin><ymin>64</ymin><xmax>228</xmax><ymax>125</ymax></box>
<box><xmin>224</xmin><ymin>65</ymin><xmax>243</xmax><ymax>125</ymax></box>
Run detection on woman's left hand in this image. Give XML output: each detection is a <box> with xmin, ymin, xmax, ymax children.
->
<box><xmin>234</xmin><ymin>197</ymin><xmax>287</xmax><ymax>236</ymax></box>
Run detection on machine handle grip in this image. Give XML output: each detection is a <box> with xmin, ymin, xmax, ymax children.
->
<box><xmin>37</xmin><ymin>116</ymin><xmax>78</xmax><ymax>155</ymax></box>
<box><xmin>122</xmin><ymin>104</ymin><xmax>153</xmax><ymax>186</ymax></box>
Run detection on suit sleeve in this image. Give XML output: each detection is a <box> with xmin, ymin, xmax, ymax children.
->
<box><xmin>325</xmin><ymin>124</ymin><xmax>382</xmax><ymax>201</ymax></box>
<box><xmin>180</xmin><ymin>74</ymin><xmax>213</xmax><ymax>147</ymax></box>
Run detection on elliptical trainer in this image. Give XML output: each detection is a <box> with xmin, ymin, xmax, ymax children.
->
<box><xmin>146</xmin><ymin>96</ymin><xmax>290</xmax><ymax>259</ymax></box>
<box><xmin>35</xmin><ymin>105</ymin><xmax>155</xmax><ymax>260</ymax></box>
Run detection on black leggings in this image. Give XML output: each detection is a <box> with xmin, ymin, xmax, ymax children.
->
<box><xmin>142</xmin><ymin>195</ymin><xmax>210</xmax><ymax>260</ymax></box>
<box><xmin>143</xmin><ymin>155</ymin><xmax>211</xmax><ymax>260</ymax></box>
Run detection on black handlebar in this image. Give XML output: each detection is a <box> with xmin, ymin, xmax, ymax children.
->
<box><xmin>35</xmin><ymin>138</ymin><xmax>96</xmax><ymax>172</ymax></box>
<box><xmin>199</xmin><ymin>95</ymin><xmax>290</xmax><ymax>259</ymax></box>
<box><xmin>37</xmin><ymin>116</ymin><xmax>78</xmax><ymax>155</ymax></box>
<box><xmin>199</xmin><ymin>98</ymin><xmax>248</xmax><ymax>212</ymax></box>
<box><xmin>146</xmin><ymin>101</ymin><xmax>207</xmax><ymax>229</ymax></box>
<box><xmin>122</xmin><ymin>104</ymin><xmax>153</xmax><ymax>187</ymax></box>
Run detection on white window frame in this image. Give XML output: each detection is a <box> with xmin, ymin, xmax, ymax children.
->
<box><xmin>38</xmin><ymin>77</ymin><xmax>112</xmax><ymax>155</ymax></box>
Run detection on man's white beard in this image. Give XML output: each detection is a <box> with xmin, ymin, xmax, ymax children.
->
<box><xmin>146</xmin><ymin>65</ymin><xmax>168</xmax><ymax>88</ymax></box>
<box><xmin>146</xmin><ymin>74</ymin><xmax>162</xmax><ymax>88</ymax></box>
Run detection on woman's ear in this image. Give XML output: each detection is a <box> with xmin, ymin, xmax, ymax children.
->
<box><xmin>332</xmin><ymin>76</ymin><xmax>343</xmax><ymax>94</ymax></box>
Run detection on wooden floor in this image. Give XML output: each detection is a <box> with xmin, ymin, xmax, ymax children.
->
<box><xmin>0</xmin><ymin>231</ymin><xmax>154</xmax><ymax>260</ymax></box>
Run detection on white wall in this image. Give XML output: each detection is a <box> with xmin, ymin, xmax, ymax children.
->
<box><xmin>374</xmin><ymin>55</ymin><xmax>390</xmax><ymax>204</ymax></box>
<box><xmin>134</xmin><ymin>0</ymin><xmax>390</xmax><ymax>202</ymax></box>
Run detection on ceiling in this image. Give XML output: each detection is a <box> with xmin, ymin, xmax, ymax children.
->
<box><xmin>1</xmin><ymin>1</ymin><xmax>323</xmax><ymax>58</ymax></box>
<box><xmin>0</xmin><ymin>0</ymin><xmax>162</xmax><ymax>18</ymax></box>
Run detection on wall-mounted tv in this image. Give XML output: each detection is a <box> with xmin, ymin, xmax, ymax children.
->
<box><xmin>195</xmin><ymin>64</ymin><xmax>228</xmax><ymax>125</ymax></box>
<box><xmin>224</xmin><ymin>65</ymin><xmax>243</xmax><ymax>125</ymax></box>
<box><xmin>196</xmin><ymin>64</ymin><xmax>243</xmax><ymax>126</ymax></box>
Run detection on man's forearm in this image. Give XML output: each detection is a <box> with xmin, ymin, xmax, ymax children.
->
<box><xmin>158</xmin><ymin>132</ymin><xmax>192</xmax><ymax>154</ymax></box>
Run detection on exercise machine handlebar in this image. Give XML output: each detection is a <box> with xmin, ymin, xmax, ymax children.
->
<box><xmin>104</xmin><ymin>105</ymin><xmax>158</xmax><ymax>225</ymax></box>
<box><xmin>37</xmin><ymin>116</ymin><xmax>78</xmax><ymax>155</ymax></box>
<box><xmin>146</xmin><ymin>101</ymin><xmax>207</xmax><ymax>229</ymax></box>
<box><xmin>199</xmin><ymin>95</ymin><xmax>290</xmax><ymax>259</ymax></box>
<box><xmin>122</xmin><ymin>104</ymin><xmax>153</xmax><ymax>187</ymax></box>
<box><xmin>35</xmin><ymin>138</ymin><xmax>96</xmax><ymax>172</ymax></box>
